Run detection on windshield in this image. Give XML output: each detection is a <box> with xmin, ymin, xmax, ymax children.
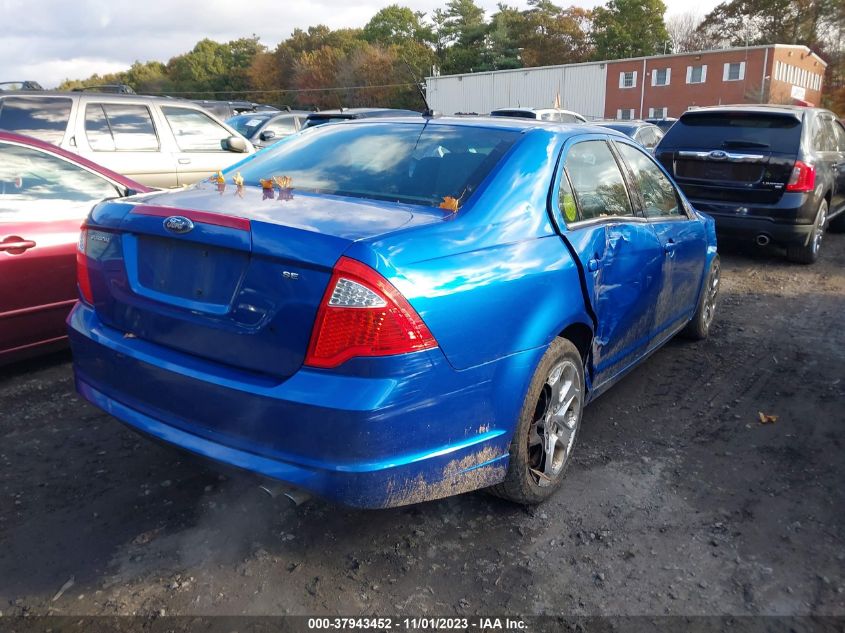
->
<box><xmin>230</xmin><ymin>122</ymin><xmax>520</xmax><ymax>208</ymax></box>
<box><xmin>227</xmin><ymin>113</ymin><xmax>273</xmax><ymax>137</ymax></box>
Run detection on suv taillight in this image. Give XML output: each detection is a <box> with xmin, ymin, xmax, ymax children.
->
<box><xmin>76</xmin><ymin>227</ymin><xmax>94</xmax><ymax>304</ymax></box>
<box><xmin>304</xmin><ymin>257</ymin><xmax>437</xmax><ymax>368</ymax></box>
<box><xmin>786</xmin><ymin>160</ymin><xmax>816</xmax><ymax>193</ymax></box>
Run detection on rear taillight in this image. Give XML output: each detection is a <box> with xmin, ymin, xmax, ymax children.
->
<box><xmin>304</xmin><ymin>257</ymin><xmax>437</xmax><ymax>368</ymax></box>
<box><xmin>786</xmin><ymin>160</ymin><xmax>816</xmax><ymax>192</ymax></box>
<box><xmin>76</xmin><ymin>227</ymin><xmax>94</xmax><ymax>304</ymax></box>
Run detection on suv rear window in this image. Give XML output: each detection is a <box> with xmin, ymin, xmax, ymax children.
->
<box><xmin>0</xmin><ymin>97</ymin><xmax>72</xmax><ymax>144</ymax></box>
<box><xmin>662</xmin><ymin>111</ymin><xmax>802</xmax><ymax>153</ymax></box>
<box><xmin>235</xmin><ymin>122</ymin><xmax>519</xmax><ymax>208</ymax></box>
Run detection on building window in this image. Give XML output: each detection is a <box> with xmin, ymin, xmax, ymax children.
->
<box><xmin>686</xmin><ymin>65</ymin><xmax>707</xmax><ymax>84</ymax></box>
<box><xmin>648</xmin><ymin>107</ymin><xmax>668</xmax><ymax>119</ymax></box>
<box><xmin>619</xmin><ymin>71</ymin><xmax>637</xmax><ymax>89</ymax></box>
<box><xmin>723</xmin><ymin>62</ymin><xmax>746</xmax><ymax>81</ymax></box>
<box><xmin>651</xmin><ymin>68</ymin><xmax>671</xmax><ymax>86</ymax></box>
<box><xmin>617</xmin><ymin>109</ymin><xmax>636</xmax><ymax>120</ymax></box>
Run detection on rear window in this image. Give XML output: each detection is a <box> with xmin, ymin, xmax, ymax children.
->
<box><xmin>0</xmin><ymin>96</ymin><xmax>72</xmax><ymax>144</ymax></box>
<box><xmin>233</xmin><ymin>123</ymin><xmax>520</xmax><ymax>208</ymax></box>
<box><xmin>490</xmin><ymin>110</ymin><xmax>535</xmax><ymax>120</ymax></box>
<box><xmin>662</xmin><ymin>112</ymin><xmax>802</xmax><ymax>153</ymax></box>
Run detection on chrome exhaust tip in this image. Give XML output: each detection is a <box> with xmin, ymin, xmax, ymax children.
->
<box><xmin>755</xmin><ymin>234</ymin><xmax>771</xmax><ymax>247</ymax></box>
<box><xmin>259</xmin><ymin>482</ymin><xmax>311</xmax><ymax>506</ymax></box>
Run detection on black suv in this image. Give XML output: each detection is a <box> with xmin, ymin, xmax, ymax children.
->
<box><xmin>656</xmin><ymin>105</ymin><xmax>845</xmax><ymax>263</ymax></box>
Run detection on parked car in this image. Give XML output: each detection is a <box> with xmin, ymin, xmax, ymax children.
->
<box><xmin>70</xmin><ymin>118</ymin><xmax>718</xmax><ymax>508</ymax></box>
<box><xmin>1</xmin><ymin>131</ymin><xmax>150</xmax><ymax>365</ymax></box>
<box><xmin>302</xmin><ymin>108</ymin><xmax>420</xmax><ymax>128</ymax></box>
<box><xmin>0</xmin><ymin>92</ymin><xmax>254</xmax><ymax>188</ymax></box>
<box><xmin>595</xmin><ymin>120</ymin><xmax>664</xmax><ymax>152</ymax></box>
<box><xmin>656</xmin><ymin>105</ymin><xmax>845</xmax><ymax>263</ymax></box>
<box><xmin>227</xmin><ymin>110</ymin><xmax>312</xmax><ymax>148</ymax></box>
<box><xmin>0</xmin><ymin>81</ymin><xmax>44</xmax><ymax>91</ymax></box>
<box><xmin>489</xmin><ymin>107</ymin><xmax>587</xmax><ymax>124</ymax></box>
<box><xmin>193</xmin><ymin>100</ymin><xmax>279</xmax><ymax>121</ymax></box>
<box><xmin>645</xmin><ymin>117</ymin><xmax>678</xmax><ymax>133</ymax></box>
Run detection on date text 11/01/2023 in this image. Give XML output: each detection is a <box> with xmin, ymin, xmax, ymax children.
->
<box><xmin>307</xmin><ymin>617</ymin><xmax>527</xmax><ymax>630</ymax></box>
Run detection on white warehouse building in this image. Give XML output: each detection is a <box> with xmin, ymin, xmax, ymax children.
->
<box><xmin>425</xmin><ymin>61</ymin><xmax>608</xmax><ymax>119</ymax></box>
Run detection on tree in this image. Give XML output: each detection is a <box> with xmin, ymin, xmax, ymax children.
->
<box><xmin>363</xmin><ymin>5</ymin><xmax>432</xmax><ymax>46</ymax></box>
<box><xmin>666</xmin><ymin>12</ymin><xmax>711</xmax><ymax>53</ymax></box>
<box><xmin>592</xmin><ymin>0</ymin><xmax>670</xmax><ymax>59</ymax></box>
<box><xmin>697</xmin><ymin>0</ymin><xmax>827</xmax><ymax>47</ymax></box>
<box><xmin>518</xmin><ymin>1</ymin><xmax>594</xmax><ymax>66</ymax></box>
<box><xmin>433</xmin><ymin>0</ymin><xmax>489</xmax><ymax>73</ymax></box>
<box><xmin>486</xmin><ymin>4</ymin><xmax>526</xmax><ymax>70</ymax></box>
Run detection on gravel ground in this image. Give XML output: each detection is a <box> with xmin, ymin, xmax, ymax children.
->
<box><xmin>1</xmin><ymin>236</ymin><xmax>844</xmax><ymax>619</ymax></box>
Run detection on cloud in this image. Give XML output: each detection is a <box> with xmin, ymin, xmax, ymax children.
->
<box><xmin>2</xmin><ymin>0</ymin><xmax>722</xmax><ymax>88</ymax></box>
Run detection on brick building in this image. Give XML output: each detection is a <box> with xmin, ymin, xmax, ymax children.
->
<box><xmin>426</xmin><ymin>44</ymin><xmax>828</xmax><ymax>120</ymax></box>
<box><xmin>605</xmin><ymin>44</ymin><xmax>826</xmax><ymax>119</ymax></box>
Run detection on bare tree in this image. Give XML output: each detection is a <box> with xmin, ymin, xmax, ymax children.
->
<box><xmin>667</xmin><ymin>11</ymin><xmax>714</xmax><ymax>52</ymax></box>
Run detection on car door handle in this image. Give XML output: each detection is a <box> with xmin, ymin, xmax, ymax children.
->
<box><xmin>588</xmin><ymin>256</ymin><xmax>602</xmax><ymax>272</ymax></box>
<box><xmin>0</xmin><ymin>239</ymin><xmax>36</xmax><ymax>253</ymax></box>
<box><xmin>178</xmin><ymin>158</ymin><xmax>191</xmax><ymax>165</ymax></box>
<box><xmin>663</xmin><ymin>240</ymin><xmax>677</xmax><ymax>255</ymax></box>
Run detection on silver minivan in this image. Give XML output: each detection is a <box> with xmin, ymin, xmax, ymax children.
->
<box><xmin>0</xmin><ymin>92</ymin><xmax>254</xmax><ymax>188</ymax></box>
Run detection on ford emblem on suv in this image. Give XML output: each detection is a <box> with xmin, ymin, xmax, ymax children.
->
<box><xmin>708</xmin><ymin>150</ymin><xmax>728</xmax><ymax>160</ymax></box>
<box><xmin>163</xmin><ymin>216</ymin><xmax>194</xmax><ymax>234</ymax></box>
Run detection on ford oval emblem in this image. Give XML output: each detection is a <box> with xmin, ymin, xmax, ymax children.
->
<box><xmin>163</xmin><ymin>216</ymin><xmax>194</xmax><ymax>234</ymax></box>
<box><xmin>708</xmin><ymin>150</ymin><xmax>728</xmax><ymax>160</ymax></box>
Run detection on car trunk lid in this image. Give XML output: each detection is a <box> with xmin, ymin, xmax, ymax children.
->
<box><xmin>83</xmin><ymin>185</ymin><xmax>443</xmax><ymax>379</ymax></box>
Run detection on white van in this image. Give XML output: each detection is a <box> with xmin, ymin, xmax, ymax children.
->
<box><xmin>0</xmin><ymin>92</ymin><xmax>254</xmax><ymax>188</ymax></box>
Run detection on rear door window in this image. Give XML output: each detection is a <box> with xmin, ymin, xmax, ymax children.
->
<box><xmin>662</xmin><ymin>112</ymin><xmax>802</xmax><ymax>153</ymax></box>
<box><xmin>564</xmin><ymin>140</ymin><xmax>634</xmax><ymax>221</ymax></box>
<box><xmin>616</xmin><ymin>141</ymin><xmax>682</xmax><ymax>218</ymax></box>
<box><xmin>0</xmin><ymin>97</ymin><xmax>72</xmax><ymax>144</ymax></box>
<box><xmin>85</xmin><ymin>103</ymin><xmax>159</xmax><ymax>151</ymax></box>
<box><xmin>161</xmin><ymin>107</ymin><xmax>232</xmax><ymax>152</ymax></box>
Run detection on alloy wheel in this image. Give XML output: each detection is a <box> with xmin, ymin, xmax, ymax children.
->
<box><xmin>702</xmin><ymin>259</ymin><xmax>720</xmax><ymax>330</ymax></box>
<box><xmin>527</xmin><ymin>360</ymin><xmax>582</xmax><ymax>487</ymax></box>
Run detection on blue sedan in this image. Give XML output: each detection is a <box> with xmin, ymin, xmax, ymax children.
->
<box><xmin>69</xmin><ymin>117</ymin><xmax>719</xmax><ymax>507</ymax></box>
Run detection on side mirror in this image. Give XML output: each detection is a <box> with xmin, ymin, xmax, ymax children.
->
<box><xmin>259</xmin><ymin>130</ymin><xmax>276</xmax><ymax>142</ymax></box>
<box><xmin>223</xmin><ymin>136</ymin><xmax>249</xmax><ymax>153</ymax></box>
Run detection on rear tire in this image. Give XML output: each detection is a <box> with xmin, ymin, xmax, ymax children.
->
<box><xmin>682</xmin><ymin>255</ymin><xmax>720</xmax><ymax>340</ymax></box>
<box><xmin>787</xmin><ymin>199</ymin><xmax>827</xmax><ymax>264</ymax></box>
<box><xmin>489</xmin><ymin>338</ymin><xmax>584</xmax><ymax>505</ymax></box>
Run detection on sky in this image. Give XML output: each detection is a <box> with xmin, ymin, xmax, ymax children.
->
<box><xmin>1</xmin><ymin>0</ymin><xmax>724</xmax><ymax>88</ymax></box>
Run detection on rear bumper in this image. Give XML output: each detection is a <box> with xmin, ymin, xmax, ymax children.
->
<box><xmin>703</xmin><ymin>213</ymin><xmax>814</xmax><ymax>245</ymax></box>
<box><xmin>691</xmin><ymin>193</ymin><xmax>817</xmax><ymax>245</ymax></box>
<box><xmin>68</xmin><ymin>303</ymin><xmax>534</xmax><ymax>508</ymax></box>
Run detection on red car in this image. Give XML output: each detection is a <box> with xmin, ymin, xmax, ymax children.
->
<box><xmin>1</xmin><ymin>131</ymin><xmax>150</xmax><ymax>365</ymax></box>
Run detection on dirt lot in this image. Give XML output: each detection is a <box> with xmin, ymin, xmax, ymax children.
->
<box><xmin>1</xmin><ymin>236</ymin><xmax>844</xmax><ymax>619</ymax></box>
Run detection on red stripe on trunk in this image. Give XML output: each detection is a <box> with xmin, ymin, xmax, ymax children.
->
<box><xmin>132</xmin><ymin>205</ymin><xmax>251</xmax><ymax>231</ymax></box>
